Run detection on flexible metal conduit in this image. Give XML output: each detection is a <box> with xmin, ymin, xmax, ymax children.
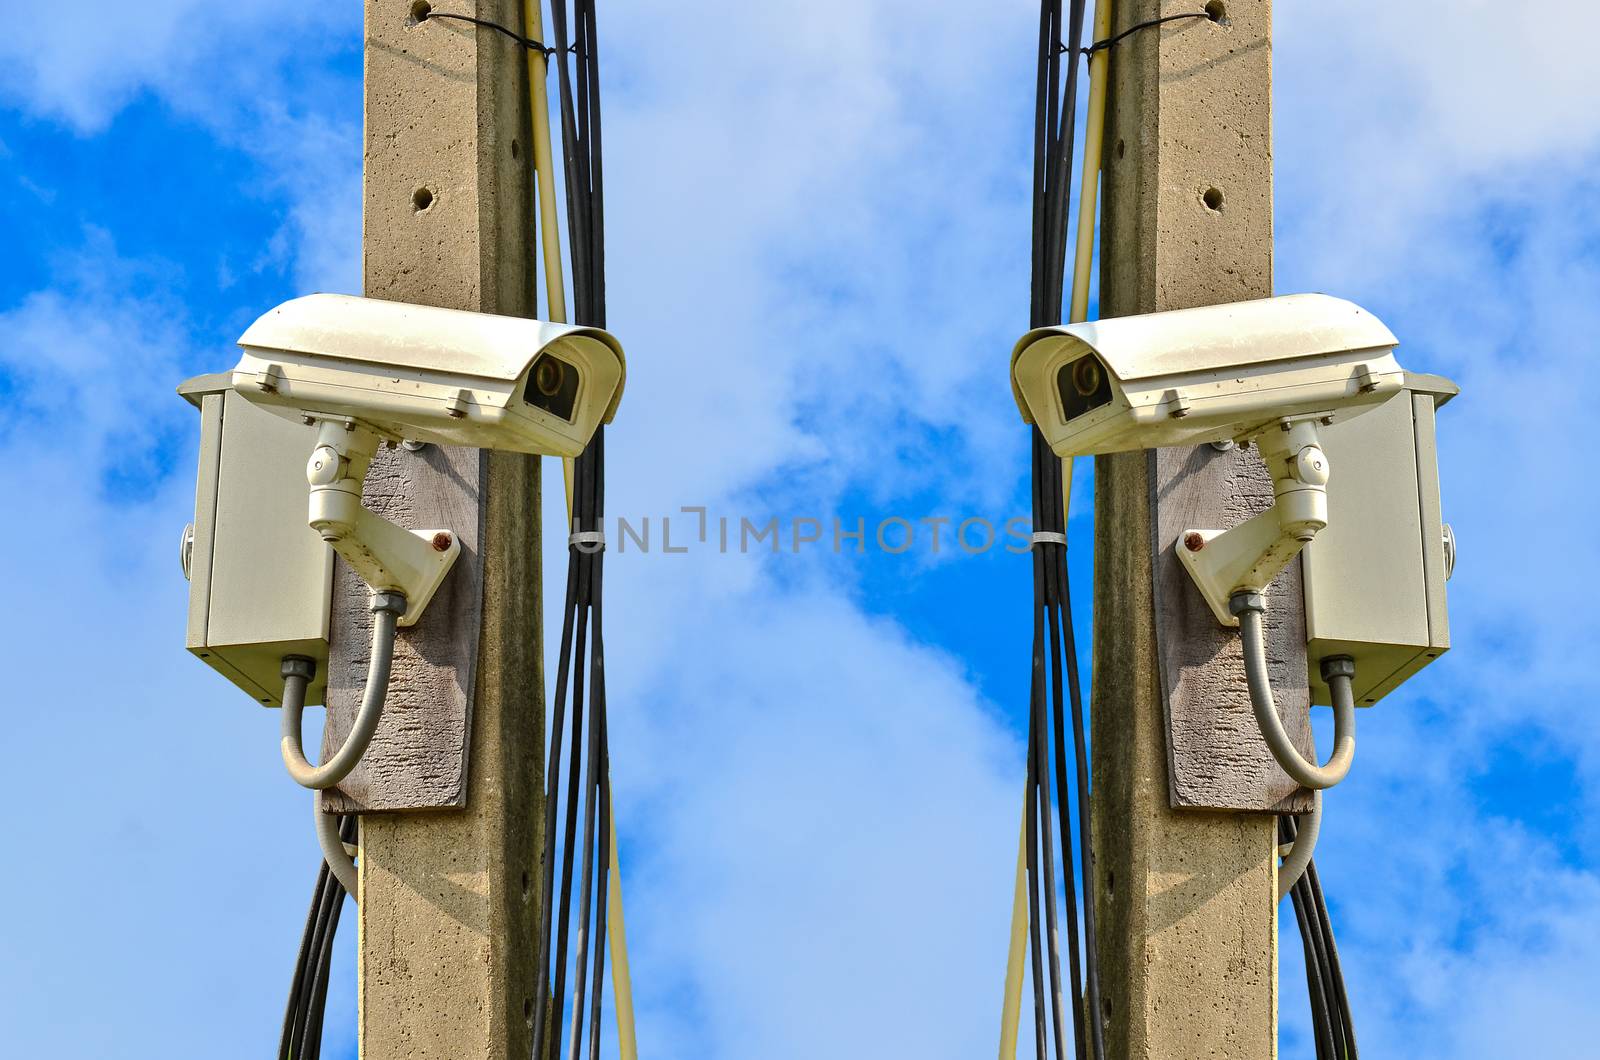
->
<box><xmin>1232</xmin><ymin>591</ymin><xmax>1356</xmax><ymax>790</ymax></box>
<box><xmin>314</xmin><ymin>798</ymin><xmax>359</xmax><ymax>897</ymax></box>
<box><xmin>1276</xmin><ymin>789</ymin><xmax>1320</xmax><ymax>900</ymax></box>
<box><xmin>279</xmin><ymin>591</ymin><xmax>406</xmax><ymax>790</ymax></box>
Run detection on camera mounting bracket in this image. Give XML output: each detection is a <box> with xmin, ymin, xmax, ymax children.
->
<box><xmin>304</xmin><ymin>418</ymin><xmax>460</xmax><ymax>627</ymax></box>
<box><xmin>1177</xmin><ymin>417</ymin><xmax>1330</xmax><ymax>626</ymax></box>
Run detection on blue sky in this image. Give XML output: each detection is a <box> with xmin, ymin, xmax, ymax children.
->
<box><xmin>3</xmin><ymin>2</ymin><xmax>1598</xmax><ymax>1057</ymax></box>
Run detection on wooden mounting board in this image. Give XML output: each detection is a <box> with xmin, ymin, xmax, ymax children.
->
<box><xmin>318</xmin><ymin>442</ymin><xmax>484</xmax><ymax>813</ymax></box>
<box><xmin>1152</xmin><ymin>442</ymin><xmax>1315</xmax><ymax>814</ymax></box>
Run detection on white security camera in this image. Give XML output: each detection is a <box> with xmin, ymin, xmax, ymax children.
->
<box><xmin>1009</xmin><ymin>293</ymin><xmax>1403</xmax><ymax>457</ymax></box>
<box><xmin>1009</xmin><ymin>292</ymin><xmax>1460</xmax><ymax>814</ymax></box>
<box><xmin>234</xmin><ymin>293</ymin><xmax>626</xmax><ymax>457</ymax></box>
<box><xmin>1010</xmin><ymin>293</ymin><xmax>1407</xmax><ymax>626</ymax></box>
<box><xmin>231</xmin><ymin>293</ymin><xmax>627</xmax><ymax>626</ymax></box>
<box><xmin>199</xmin><ymin>294</ymin><xmax>628</xmax><ymax>836</ymax></box>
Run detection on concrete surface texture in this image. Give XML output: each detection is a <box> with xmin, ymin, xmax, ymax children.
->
<box><xmin>1092</xmin><ymin>0</ymin><xmax>1281</xmax><ymax>1056</ymax></box>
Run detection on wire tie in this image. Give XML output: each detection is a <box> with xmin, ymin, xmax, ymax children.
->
<box><xmin>418</xmin><ymin>9</ymin><xmax>555</xmax><ymax>56</ymax></box>
<box><xmin>569</xmin><ymin>530</ymin><xmax>606</xmax><ymax>551</ymax></box>
<box><xmin>1030</xmin><ymin>531</ymin><xmax>1068</xmax><ymax>549</ymax></box>
<box><xmin>1082</xmin><ymin>10</ymin><xmax>1214</xmax><ymax>59</ymax></box>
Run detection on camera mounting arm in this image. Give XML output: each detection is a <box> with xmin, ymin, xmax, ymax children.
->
<box><xmin>1177</xmin><ymin>417</ymin><xmax>1331</xmax><ymax>627</ymax></box>
<box><xmin>305</xmin><ymin>418</ymin><xmax>460</xmax><ymax>627</ymax></box>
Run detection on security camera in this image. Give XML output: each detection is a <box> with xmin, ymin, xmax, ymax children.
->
<box><xmin>234</xmin><ymin>293</ymin><xmax>626</xmax><ymax>458</ymax></box>
<box><xmin>230</xmin><ymin>294</ymin><xmax>627</xmax><ymax>627</ymax></box>
<box><xmin>1009</xmin><ymin>293</ymin><xmax>1404</xmax><ymax>457</ymax></box>
<box><xmin>1009</xmin><ymin>293</ymin><xmax>1414</xmax><ymax>627</ymax></box>
<box><xmin>1010</xmin><ymin>293</ymin><xmax>1460</xmax><ymax>816</ymax></box>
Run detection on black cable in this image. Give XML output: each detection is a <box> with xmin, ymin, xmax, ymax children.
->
<box><xmin>532</xmin><ymin>4</ymin><xmax>615</xmax><ymax>1059</ymax></box>
<box><xmin>1024</xmin><ymin>604</ymin><xmax>1049</xmax><ymax>1060</ymax></box>
<box><xmin>1306</xmin><ymin>861</ymin><xmax>1358</xmax><ymax>1057</ymax></box>
<box><xmin>1043</xmin><ymin>0</ymin><xmax>1089</xmax><ymax>326</ymax></box>
<box><xmin>417</xmin><ymin>7</ymin><xmax>552</xmax><ymax>55</ymax></box>
<box><xmin>1081</xmin><ymin>10</ymin><xmax>1213</xmax><ymax>58</ymax></box>
<box><xmin>1280</xmin><ymin>813</ymin><xmax>1359</xmax><ymax>1058</ymax></box>
<box><xmin>1033</xmin><ymin>603</ymin><xmax>1069</xmax><ymax>1060</ymax></box>
<box><xmin>1022</xmin><ymin>0</ymin><xmax>1097</xmax><ymax>1057</ymax></box>
<box><xmin>280</xmin><ymin>815</ymin><xmax>356</xmax><ymax>1060</ymax></box>
<box><xmin>532</xmin><ymin>556</ymin><xmax>581</xmax><ymax>1057</ymax></box>
<box><xmin>1288</xmin><ymin>871</ymin><xmax>1336</xmax><ymax>1060</ymax></box>
<box><xmin>585</xmin><ymin>624</ymin><xmax>612</xmax><ymax>1060</ymax></box>
<box><xmin>280</xmin><ymin>864</ymin><xmax>328</xmax><ymax>1056</ymax></box>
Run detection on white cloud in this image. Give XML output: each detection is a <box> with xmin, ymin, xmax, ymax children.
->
<box><xmin>602</xmin><ymin>565</ymin><xmax>1020</xmax><ymax>1058</ymax></box>
<box><xmin>0</xmin><ymin>0</ymin><xmax>363</xmax><ymax>297</ymax></box>
<box><xmin>0</xmin><ymin>238</ymin><xmax>355</xmax><ymax>1056</ymax></box>
<box><xmin>1271</xmin><ymin>4</ymin><xmax>1600</xmax><ymax>1051</ymax></box>
<box><xmin>0</xmin><ymin>1</ymin><xmax>355</xmax><ymax>133</ymax></box>
<box><xmin>1276</xmin><ymin>2</ymin><xmax>1600</xmax><ymax>773</ymax></box>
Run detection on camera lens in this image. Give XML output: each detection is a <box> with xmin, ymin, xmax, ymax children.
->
<box><xmin>1057</xmin><ymin>354</ymin><xmax>1113</xmax><ymax>422</ymax></box>
<box><xmin>524</xmin><ymin>351</ymin><xmax>580</xmax><ymax>422</ymax></box>
<box><xmin>534</xmin><ymin>357</ymin><xmax>565</xmax><ymax>397</ymax></box>
<box><xmin>1071</xmin><ymin>356</ymin><xmax>1102</xmax><ymax>397</ymax></box>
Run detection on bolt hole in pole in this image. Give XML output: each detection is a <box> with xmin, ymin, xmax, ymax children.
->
<box><xmin>408</xmin><ymin>0</ymin><xmax>431</xmax><ymax>23</ymax></box>
<box><xmin>412</xmin><ymin>186</ymin><xmax>435</xmax><ymax>212</ymax></box>
<box><xmin>1202</xmin><ymin>186</ymin><xmax>1224</xmax><ymax>211</ymax></box>
<box><xmin>1204</xmin><ymin>0</ymin><xmax>1229</xmax><ymax>23</ymax></box>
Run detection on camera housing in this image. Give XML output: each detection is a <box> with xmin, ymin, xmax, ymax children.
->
<box><xmin>1009</xmin><ymin>293</ymin><xmax>1405</xmax><ymax>456</ymax></box>
<box><xmin>233</xmin><ymin>293</ymin><xmax>626</xmax><ymax>458</ymax></box>
<box><xmin>223</xmin><ymin>294</ymin><xmax>627</xmax><ymax>628</ymax></box>
<box><xmin>1008</xmin><ymin>294</ymin><xmax>1454</xmax><ymax>650</ymax></box>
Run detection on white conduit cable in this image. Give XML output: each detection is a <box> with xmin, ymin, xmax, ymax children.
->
<box><xmin>1231</xmin><ymin>591</ymin><xmax>1357</xmax><ymax>790</ymax></box>
<box><xmin>1276</xmin><ymin>789</ymin><xmax>1321</xmax><ymax>901</ymax></box>
<box><xmin>314</xmin><ymin>798</ymin><xmax>359</xmax><ymax>899</ymax></box>
<box><xmin>279</xmin><ymin>591</ymin><xmax>407</xmax><ymax>790</ymax></box>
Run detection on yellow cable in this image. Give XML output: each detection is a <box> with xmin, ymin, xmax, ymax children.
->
<box><xmin>1070</xmin><ymin>0</ymin><xmax>1113</xmax><ymax>328</ymax></box>
<box><xmin>531</xmin><ymin>3</ymin><xmax>629</xmax><ymax>1044</ymax></box>
<box><xmin>523</xmin><ymin>0</ymin><xmax>565</xmax><ymax>323</ymax></box>
<box><xmin>608</xmin><ymin>798</ymin><xmax>640</xmax><ymax>1060</ymax></box>
<box><xmin>522</xmin><ymin>0</ymin><xmax>576</xmax><ymax>516</ymax></box>
<box><xmin>998</xmin><ymin>794</ymin><xmax>1030</xmax><ymax>1059</ymax></box>
<box><xmin>1060</xmin><ymin>0</ymin><xmax>1112</xmax><ymax>528</ymax></box>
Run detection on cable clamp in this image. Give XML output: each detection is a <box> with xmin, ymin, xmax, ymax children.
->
<box><xmin>1030</xmin><ymin>531</ymin><xmax>1068</xmax><ymax>549</ymax></box>
<box><xmin>569</xmin><ymin>530</ymin><xmax>606</xmax><ymax>552</ymax></box>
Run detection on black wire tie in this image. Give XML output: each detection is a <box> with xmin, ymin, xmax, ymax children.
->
<box><xmin>418</xmin><ymin>9</ymin><xmax>554</xmax><ymax>56</ymax></box>
<box><xmin>1083</xmin><ymin>10</ymin><xmax>1215</xmax><ymax>59</ymax></box>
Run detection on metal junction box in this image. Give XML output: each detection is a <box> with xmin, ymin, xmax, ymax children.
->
<box><xmin>1302</xmin><ymin>376</ymin><xmax>1456</xmax><ymax>706</ymax></box>
<box><xmin>180</xmin><ymin>373</ymin><xmax>333</xmax><ymax>706</ymax></box>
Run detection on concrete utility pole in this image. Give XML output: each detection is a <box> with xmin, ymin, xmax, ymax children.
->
<box><xmin>1091</xmin><ymin>1</ymin><xmax>1284</xmax><ymax>1056</ymax></box>
<box><xmin>341</xmin><ymin>2</ymin><xmax>542</xmax><ymax>1056</ymax></box>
